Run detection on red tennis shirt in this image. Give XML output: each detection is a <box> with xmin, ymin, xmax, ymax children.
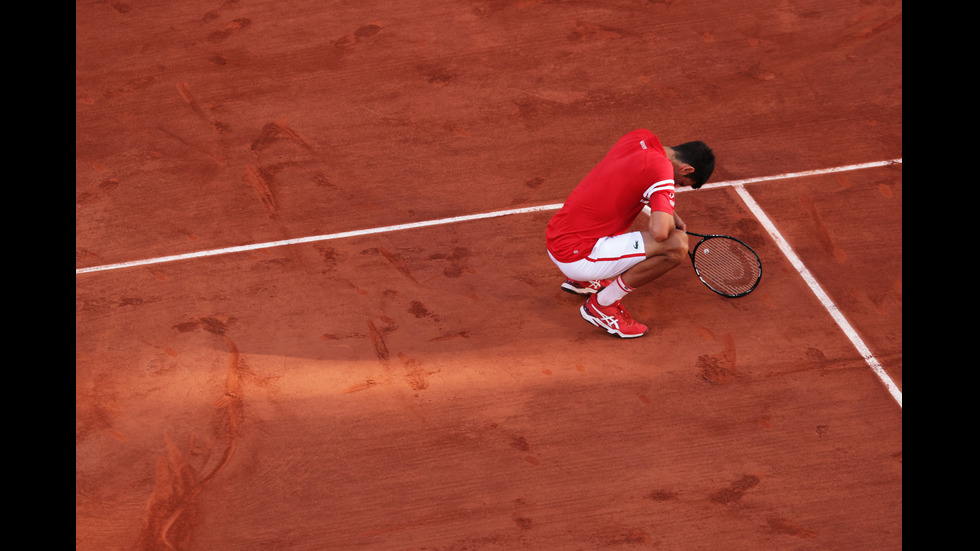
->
<box><xmin>546</xmin><ymin>129</ymin><xmax>676</xmax><ymax>262</ymax></box>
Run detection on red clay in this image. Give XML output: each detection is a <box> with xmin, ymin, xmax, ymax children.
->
<box><xmin>77</xmin><ymin>1</ymin><xmax>902</xmax><ymax>550</ymax></box>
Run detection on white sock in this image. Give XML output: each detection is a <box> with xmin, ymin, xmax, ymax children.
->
<box><xmin>597</xmin><ymin>276</ymin><xmax>634</xmax><ymax>306</ymax></box>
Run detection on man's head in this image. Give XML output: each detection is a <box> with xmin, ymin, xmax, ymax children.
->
<box><xmin>670</xmin><ymin>141</ymin><xmax>715</xmax><ymax>189</ymax></box>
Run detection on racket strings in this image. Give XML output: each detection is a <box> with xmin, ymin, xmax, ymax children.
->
<box><xmin>693</xmin><ymin>238</ymin><xmax>761</xmax><ymax>296</ymax></box>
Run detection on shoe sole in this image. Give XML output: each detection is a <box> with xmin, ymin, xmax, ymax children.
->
<box><xmin>579</xmin><ymin>304</ymin><xmax>646</xmax><ymax>339</ymax></box>
<box><xmin>561</xmin><ymin>284</ymin><xmax>599</xmax><ymax>295</ymax></box>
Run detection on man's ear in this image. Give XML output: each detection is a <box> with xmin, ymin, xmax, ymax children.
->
<box><xmin>680</xmin><ymin>164</ymin><xmax>695</xmax><ymax>176</ymax></box>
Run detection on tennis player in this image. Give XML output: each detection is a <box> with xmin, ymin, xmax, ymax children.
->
<box><xmin>546</xmin><ymin>129</ymin><xmax>715</xmax><ymax>338</ymax></box>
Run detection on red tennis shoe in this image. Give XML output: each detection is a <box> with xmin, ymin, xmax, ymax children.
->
<box><xmin>561</xmin><ymin>278</ymin><xmax>612</xmax><ymax>295</ymax></box>
<box><xmin>580</xmin><ymin>294</ymin><xmax>648</xmax><ymax>338</ymax></box>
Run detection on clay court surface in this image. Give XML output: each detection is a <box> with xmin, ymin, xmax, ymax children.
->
<box><xmin>76</xmin><ymin>1</ymin><xmax>902</xmax><ymax>549</ymax></box>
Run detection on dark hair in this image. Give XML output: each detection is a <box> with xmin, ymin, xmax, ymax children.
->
<box><xmin>672</xmin><ymin>141</ymin><xmax>715</xmax><ymax>189</ymax></box>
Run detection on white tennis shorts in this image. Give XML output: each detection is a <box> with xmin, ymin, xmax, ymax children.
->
<box><xmin>548</xmin><ymin>231</ymin><xmax>647</xmax><ymax>281</ymax></box>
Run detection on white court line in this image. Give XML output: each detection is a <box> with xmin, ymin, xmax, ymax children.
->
<box><xmin>75</xmin><ymin>158</ymin><xmax>901</xmax><ymax>276</ymax></box>
<box><xmin>732</xmin><ymin>184</ymin><xmax>903</xmax><ymax>409</ymax></box>
<box><xmin>74</xmin><ymin>204</ymin><xmax>562</xmax><ymax>275</ymax></box>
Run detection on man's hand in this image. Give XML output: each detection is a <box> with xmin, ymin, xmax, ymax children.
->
<box><xmin>673</xmin><ymin>212</ymin><xmax>687</xmax><ymax>232</ymax></box>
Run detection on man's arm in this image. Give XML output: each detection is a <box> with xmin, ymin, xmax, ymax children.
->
<box><xmin>647</xmin><ymin>210</ymin><xmax>676</xmax><ymax>242</ymax></box>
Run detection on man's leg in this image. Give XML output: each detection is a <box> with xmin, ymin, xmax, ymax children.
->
<box><xmin>596</xmin><ymin>229</ymin><xmax>689</xmax><ymax>305</ymax></box>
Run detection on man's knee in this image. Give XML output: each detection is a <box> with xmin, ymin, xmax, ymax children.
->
<box><xmin>641</xmin><ymin>228</ymin><xmax>689</xmax><ymax>266</ymax></box>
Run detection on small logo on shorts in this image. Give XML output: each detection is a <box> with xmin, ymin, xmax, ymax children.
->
<box><xmin>633</xmin><ymin>241</ymin><xmax>639</xmax><ymax>249</ymax></box>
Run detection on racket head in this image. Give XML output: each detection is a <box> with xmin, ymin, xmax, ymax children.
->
<box><xmin>687</xmin><ymin>233</ymin><xmax>762</xmax><ymax>298</ymax></box>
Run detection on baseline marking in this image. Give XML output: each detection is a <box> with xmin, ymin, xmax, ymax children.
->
<box><xmin>76</xmin><ymin>158</ymin><xmax>901</xmax><ymax>276</ymax></box>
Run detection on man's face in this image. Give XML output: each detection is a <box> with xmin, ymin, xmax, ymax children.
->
<box><xmin>674</xmin><ymin>173</ymin><xmax>697</xmax><ymax>188</ymax></box>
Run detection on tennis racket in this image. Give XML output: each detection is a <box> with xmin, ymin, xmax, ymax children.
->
<box><xmin>685</xmin><ymin>231</ymin><xmax>762</xmax><ymax>298</ymax></box>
